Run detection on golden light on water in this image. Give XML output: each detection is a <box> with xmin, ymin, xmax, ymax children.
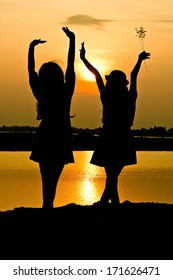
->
<box><xmin>77</xmin><ymin>152</ymin><xmax>103</xmax><ymax>205</ymax></box>
<box><xmin>80</xmin><ymin>179</ymin><xmax>98</xmax><ymax>204</ymax></box>
<box><xmin>1</xmin><ymin>151</ymin><xmax>173</xmax><ymax>211</ymax></box>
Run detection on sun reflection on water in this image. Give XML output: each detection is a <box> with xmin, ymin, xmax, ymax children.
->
<box><xmin>1</xmin><ymin>151</ymin><xmax>173</xmax><ymax>211</ymax></box>
<box><xmin>77</xmin><ymin>152</ymin><xmax>103</xmax><ymax>205</ymax></box>
<box><xmin>81</xmin><ymin>179</ymin><xmax>97</xmax><ymax>202</ymax></box>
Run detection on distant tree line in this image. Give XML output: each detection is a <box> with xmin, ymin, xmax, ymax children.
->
<box><xmin>0</xmin><ymin>125</ymin><xmax>173</xmax><ymax>137</ymax></box>
<box><xmin>0</xmin><ymin>125</ymin><xmax>173</xmax><ymax>151</ymax></box>
<box><xmin>0</xmin><ymin>126</ymin><xmax>37</xmax><ymax>132</ymax></box>
<box><xmin>133</xmin><ymin>127</ymin><xmax>173</xmax><ymax>137</ymax></box>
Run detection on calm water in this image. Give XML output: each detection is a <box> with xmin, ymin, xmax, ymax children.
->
<box><xmin>0</xmin><ymin>151</ymin><xmax>173</xmax><ymax>211</ymax></box>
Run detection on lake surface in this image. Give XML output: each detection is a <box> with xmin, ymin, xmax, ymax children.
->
<box><xmin>0</xmin><ymin>151</ymin><xmax>173</xmax><ymax>211</ymax></box>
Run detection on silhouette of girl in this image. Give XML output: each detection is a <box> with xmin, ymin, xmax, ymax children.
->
<box><xmin>80</xmin><ymin>42</ymin><xmax>150</xmax><ymax>206</ymax></box>
<box><xmin>28</xmin><ymin>27</ymin><xmax>75</xmax><ymax>208</ymax></box>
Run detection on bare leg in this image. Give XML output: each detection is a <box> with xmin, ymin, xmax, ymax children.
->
<box><xmin>100</xmin><ymin>163</ymin><xmax>124</xmax><ymax>205</ymax></box>
<box><xmin>39</xmin><ymin>161</ymin><xmax>64</xmax><ymax>209</ymax></box>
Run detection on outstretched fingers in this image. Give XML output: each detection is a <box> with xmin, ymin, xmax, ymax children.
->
<box><xmin>30</xmin><ymin>39</ymin><xmax>47</xmax><ymax>47</ymax></box>
<box><xmin>146</xmin><ymin>52</ymin><xmax>151</xmax><ymax>59</ymax></box>
<box><xmin>79</xmin><ymin>42</ymin><xmax>86</xmax><ymax>59</ymax></box>
<box><xmin>139</xmin><ymin>51</ymin><xmax>151</xmax><ymax>60</ymax></box>
<box><xmin>62</xmin><ymin>27</ymin><xmax>74</xmax><ymax>38</ymax></box>
<box><xmin>39</xmin><ymin>39</ymin><xmax>47</xmax><ymax>44</ymax></box>
<box><xmin>62</xmin><ymin>27</ymin><xmax>69</xmax><ymax>33</ymax></box>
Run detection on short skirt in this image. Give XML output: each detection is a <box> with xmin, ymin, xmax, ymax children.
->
<box><xmin>29</xmin><ymin>120</ymin><xmax>74</xmax><ymax>164</ymax></box>
<box><xmin>90</xmin><ymin>128</ymin><xmax>137</xmax><ymax>167</ymax></box>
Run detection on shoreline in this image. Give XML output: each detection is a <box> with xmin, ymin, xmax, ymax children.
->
<box><xmin>0</xmin><ymin>133</ymin><xmax>173</xmax><ymax>151</ymax></box>
<box><xmin>0</xmin><ymin>202</ymin><xmax>173</xmax><ymax>260</ymax></box>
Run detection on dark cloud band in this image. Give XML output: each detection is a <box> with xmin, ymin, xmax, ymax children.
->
<box><xmin>64</xmin><ymin>14</ymin><xmax>112</xmax><ymax>27</ymax></box>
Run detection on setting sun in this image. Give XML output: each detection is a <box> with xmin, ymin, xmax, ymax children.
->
<box><xmin>0</xmin><ymin>0</ymin><xmax>173</xmax><ymax>129</ymax></box>
<box><xmin>83</xmin><ymin>68</ymin><xmax>96</xmax><ymax>81</ymax></box>
<box><xmin>78</xmin><ymin>60</ymin><xmax>110</xmax><ymax>82</ymax></box>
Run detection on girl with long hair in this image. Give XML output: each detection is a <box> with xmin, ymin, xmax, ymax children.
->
<box><xmin>28</xmin><ymin>27</ymin><xmax>75</xmax><ymax>208</ymax></box>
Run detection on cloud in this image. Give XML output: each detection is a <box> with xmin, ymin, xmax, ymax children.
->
<box><xmin>63</xmin><ymin>15</ymin><xmax>173</xmax><ymax>29</ymax></box>
<box><xmin>154</xmin><ymin>20</ymin><xmax>173</xmax><ymax>23</ymax></box>
<box><xmin>64</xmin><ymin>14</ymin><xmax>112</xmax><ymax>28</ymax></box>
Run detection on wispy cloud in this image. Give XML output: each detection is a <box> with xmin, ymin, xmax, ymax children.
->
<box><xmin>154</xmin><ymin>19</ymin><xmax>173</xmax><ymax>23</ymax></box>
<box><xmin>63</xmin><ymin>14</ymin><xmax>112</xmax><ymax>28</ymax></box>
<box><xmin>64</xmin><ymin>16</ymin><xmax>173</xmax><ymax>27</ymax></box>
<box><xmin>134</xmin><ymin>19</ymin><xmax>173</xmax><ymax>23</ymax></box>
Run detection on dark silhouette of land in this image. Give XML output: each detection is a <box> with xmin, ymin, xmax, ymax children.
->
<box><xmin>0</xmin><ymin>126</ymin><xmax>173</xmax><ymax>259</ymax></box>
<box><xmin>0</xmin><ymin>202</ymin><xmax>173</xmax><ymax>260</ymax></box>
<box><xmin>0</xmin><ymin>126</ymin><xmax>173</xmax><ymax>151</ymax></box>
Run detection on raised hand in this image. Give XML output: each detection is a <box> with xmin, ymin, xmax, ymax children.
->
<box><xmin>139</xmin><ymin>51</ymin><xmax>150</xmax><ymax>61</ymax></box>
<box><xmin>30</xmin><ymin>39</ymin><xmax>47</xmax><ymax>48</ymax></box>
<box><xmin>62</xmin><ymin>27</ymin><xmax>75</xmax><ymax>39</ymax></box>
<box><xmin>79</xmin><ymin>42</ymin><xmax>86</xmax><ymax>60</ymax></box>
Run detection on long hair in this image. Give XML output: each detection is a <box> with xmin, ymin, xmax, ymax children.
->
<box><xmin>37</xmin><ymin>62</ymin><xmax>65</xmax><ymax>119</ymax></box>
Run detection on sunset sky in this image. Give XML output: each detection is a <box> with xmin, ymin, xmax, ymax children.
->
<box><xmin>1</xmin><ymin>0</ymin><xmax>173</xmax><ymax>129</ymax></box>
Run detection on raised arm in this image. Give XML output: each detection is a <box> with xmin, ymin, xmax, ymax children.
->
<box><xmin>62</xmin><ymin>27</ymin><xmax>76</xmax><ymax>98</ymax></box>
<box><xmin>28</xmin><ymin>39</ymin><xmax>46</xmax><ymax>74</ymax></box>
<box><xmin>28</xmin><ymin>39</ymin><xmax>46</xmax><ymax>99</ymax></box>
<box><xmin>80</xmin><ymin>42</ymin><xmax>104</xmax><ymax>94</ymax></box>
<box><xmin>130</xmin><ymin>51</ymin><xmax>150</xmax><ymax>90</ymax></box>
<box><xmin>62</xmin><ymin>27</ymin><xmax>75</xmax><ymax>73</ymax></box>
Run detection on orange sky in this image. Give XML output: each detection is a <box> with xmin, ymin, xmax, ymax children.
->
<box><xmin>0</xmin><ymin>0</ymin><xmax>173</xmax><ymax>129</ymax></box>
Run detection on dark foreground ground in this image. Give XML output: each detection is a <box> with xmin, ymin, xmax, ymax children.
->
<box><xmin>0</xmin><ymin>202</ymin><xmax>173</xmax><ymax>260</ymax></box>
